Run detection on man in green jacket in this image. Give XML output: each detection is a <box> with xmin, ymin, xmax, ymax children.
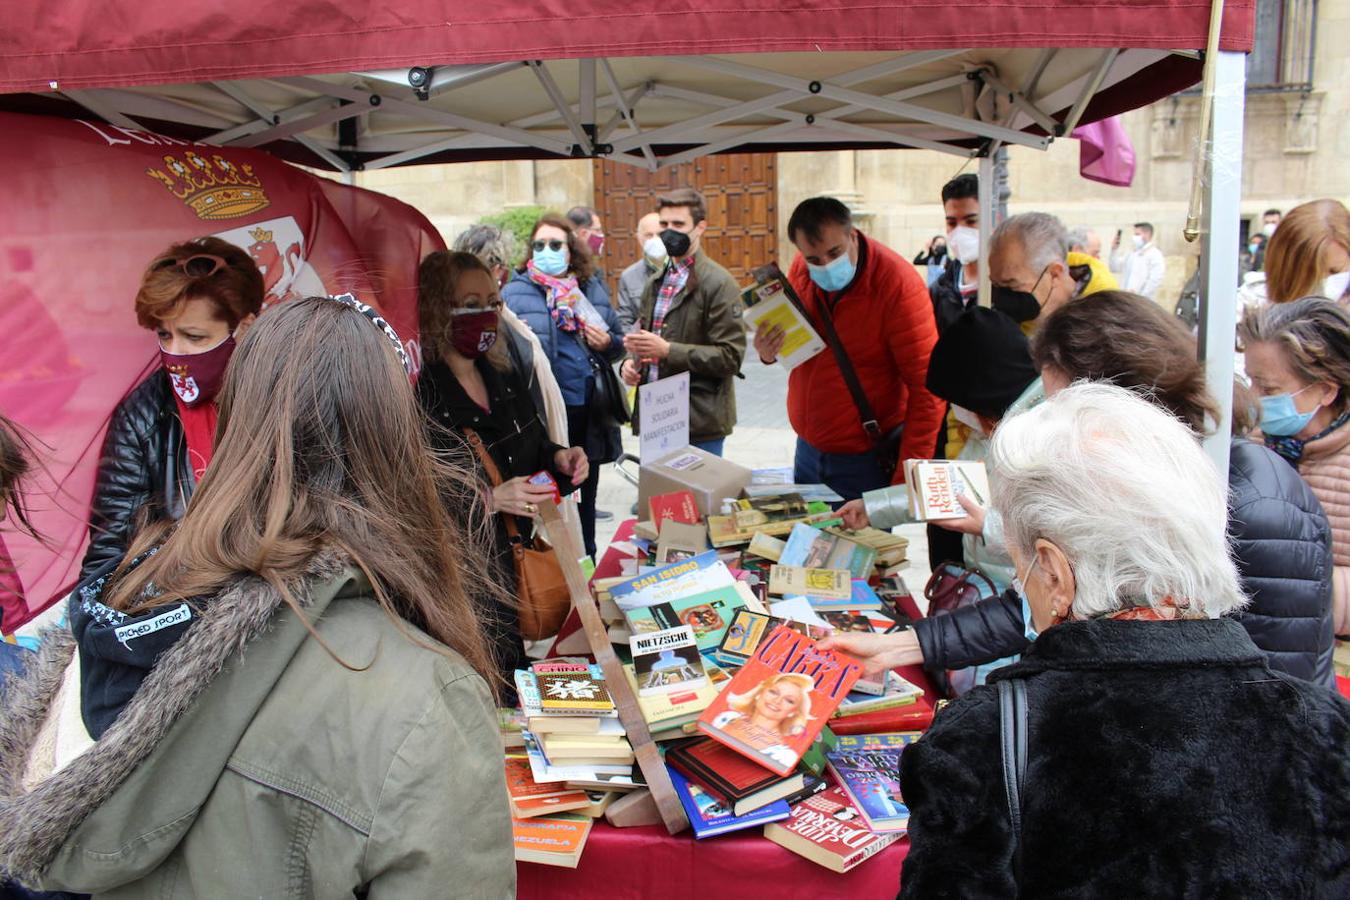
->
<box><xmin>622</xmin><ymin>187</ymin><xmax>747</xmax><ymax>455</ymax></box>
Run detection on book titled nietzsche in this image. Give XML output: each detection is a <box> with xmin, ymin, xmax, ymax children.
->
<box><xmin>697</xmin><ymin>625</ymin><xmax>862</xmax><ymax>776</ymax></box>
<box><xmin>630</xmin><ymin>625</ymin><xmax>707</xmax><ymax>696</ymax></box>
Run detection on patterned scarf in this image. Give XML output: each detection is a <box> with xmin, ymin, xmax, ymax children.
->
<box><xmin>526</xmin><ymin>260</ymin><xmax>585</xmax><ymax>333</ymax></box>
<box><xmin>1103</xmin><ymin>595</ymin><xmax>1197</xmax><ymax>622</ymax></box>
<box><xmin>1265</xmin><ymin>411</ymin><xmax>1350</xmax><ymax>464</ymax></box>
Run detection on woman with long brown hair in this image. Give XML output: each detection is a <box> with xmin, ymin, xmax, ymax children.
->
<box><xmin>0</xmin><ymin>297</ymin><xmax>514</xmax><ymax>897</ymax></box>
<box><xmin>1240</xmin><ymin>199</ymin><xmax>1350</xmax><ymax>307</ymax></box>
<box><xmin>1</xmin><ymin>411</ymin><xmax>40</xmax><ymax>671</ymax></box>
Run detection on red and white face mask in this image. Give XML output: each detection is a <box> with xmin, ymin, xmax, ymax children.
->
<box><xmin>160</xmin><ymin>334</ymin><xmax>236</xmax><ymax>407</ymax></box>
<box><xmin>450</xmin><ymin>309</ymin><xmax>499</xmax><ymax>359</ymax></box>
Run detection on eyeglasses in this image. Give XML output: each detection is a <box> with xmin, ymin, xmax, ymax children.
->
<box><xmin>151</xmin><ymin>253</ymin><xmax>228</xmax><ymax>278</ymax></box>
<box><xmin>531</xmin><ymin>239</ymin><xmax>565</xmax><ymax>253</ymax></box>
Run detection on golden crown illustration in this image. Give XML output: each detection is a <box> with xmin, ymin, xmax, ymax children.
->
<box><xmin>248</xmin><ymin>226</ymin><xmax>274</xmax><ymax>243</ymax></box>
<box><xmin>145</xmin><ymin>151</ymin><xmax>271</xmax><ymax>220</ymax></box>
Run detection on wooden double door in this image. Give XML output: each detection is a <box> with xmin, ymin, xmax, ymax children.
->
<box><xmin>592</xmin><ymin>153</ymin><xmax>778</xmax><ymax>293</ymax></box>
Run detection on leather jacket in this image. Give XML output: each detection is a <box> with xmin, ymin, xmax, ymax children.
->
<box><xmin>80</xmin><ymin>369</ymin><xmax>193</xmax><ymax>580</ymax></box>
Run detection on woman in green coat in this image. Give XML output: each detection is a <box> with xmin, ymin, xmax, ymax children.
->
<box><xmin>0</xmin><ymin>296</ymin><xmax>514</xmax><ymax>898</ymax></box>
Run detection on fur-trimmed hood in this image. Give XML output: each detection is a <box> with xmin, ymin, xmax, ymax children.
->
<box><xmin>0</xmin><ymin>551</ymin><xmax>348</xmax><ymax>888</ymax></box>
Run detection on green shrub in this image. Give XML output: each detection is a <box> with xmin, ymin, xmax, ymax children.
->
<box><xmin>481</xmin><ymin>205</ymin><xmax>549</xmax><ymax>256</ymax></box>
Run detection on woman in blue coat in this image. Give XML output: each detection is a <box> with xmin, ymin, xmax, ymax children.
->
<box><xmin>502</xmin><ymin>214</ymin><xmax>624</xmax><ymax>557</ymax></box>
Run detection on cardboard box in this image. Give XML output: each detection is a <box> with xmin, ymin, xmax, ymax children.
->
<box><xmin>638</xmin><ymin>446</ymin><xmax>752</xmax><ymax>520</ymax></box>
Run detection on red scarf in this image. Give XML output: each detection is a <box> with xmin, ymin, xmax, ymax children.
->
<box><xmin>1104</xmin><ymin>596</ymin><xmax>1191</xmax><ymax>622</ymax></box>
<box><xmin>174</xmin><ymin>397</ymin><xmax>219</xmax><ymax>482</ymax></box>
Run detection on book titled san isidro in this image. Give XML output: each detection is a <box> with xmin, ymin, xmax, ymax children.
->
<box><xmin>630</xmin><ymin>625</ymin><xmax>707</xmax><ymax>697</ymax></box>
<box><xmin>697</xmin><ymin>624</ymin><xmax>862</xmax><ymax>777</ymax></box>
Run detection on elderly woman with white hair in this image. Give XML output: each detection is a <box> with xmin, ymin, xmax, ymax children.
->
<box><xmin>895</xmin><ymin>383</ymin><xmax>1350</xmax><ymax>899</ymax></box>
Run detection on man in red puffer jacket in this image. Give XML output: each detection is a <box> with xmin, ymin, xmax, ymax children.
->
<box><xmin>754</xmin><ymin>197</ymin><xmax>943</xmax><ymax>501</ymax></box>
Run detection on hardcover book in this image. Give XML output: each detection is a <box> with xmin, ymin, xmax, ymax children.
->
<box><xmin>825</xmin><ymin>732</ymin><xmax>922</xmax><ymax>832</ymax></box>
<box><xmin>668</xmin><ymin>766</ymin><xmax>791</xmax><ymax>838</ymax></box>
<box><xmin>521</xmin><ymin>731</ymin><xmax>641</xmax><ymax>789</ymax></box>
<box><xmin>829</xmin><ymin>697</ymin><xmax>936</xmax><ymax>735</ymax></box>
<box><xmin>623</xmin><ymin>585</ymin><xmax>746</xmax><ymax>651</ymax></box>
<box><xmin>630</xmin><ymin>625</ymin><xmax>708</xmax><ymax>696</ymax></box>
<box><xmin>767</xmin><ymin>565</ymin><xmax>852</xmax><ymax>601</ymax></box>
<box><xmin>697</xmin><ymin>625</ymin><xmax>862</xmax><ymax>776</ymax></box>
<box><xmin>655</xmin><ymin>519</ymin><xmax>709</xmax><ymax>564</ymax></box>
<box><xmin>512</xmin><ymin>813</ymin><xmax>593</xmax><ymax>868</ymax></box>
<box><xmin>665</xmin><ymin>736</ymin><xmax>816</xmax><ymax>817</ymax></box>
<box><xmin>834</xmin><ymin>673</ymin><xmax>924</xmax><ymax>716</ymax></box>
<box><xmin>621</xmin><ymin>663</ymin><xmax>720</xmax><ymax>730</ymax></box>
<box><xmin>763</xmin><ymin>785</ymin><xmax>902</xmax><ymax>873</ymax></box>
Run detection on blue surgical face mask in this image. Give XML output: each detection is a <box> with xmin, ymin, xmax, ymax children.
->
<box><xmin>1013</xmin><ymin>557</ymin><xmax>1040</xmax><ymax>642</ymax></box>
<box><xmin>533</xmin><ymin>246</ymin><xmax>569</xmax><ymax>277</ymax></box>
<box><xmin>1260</xmin><ymin>385</ymin><xmax>1317</xmax><ymax>437</ymax></box>
<box><xmin>807</xmin><ymin>251</ymin><xmax>857</xmax><ymax>292</ymax></box>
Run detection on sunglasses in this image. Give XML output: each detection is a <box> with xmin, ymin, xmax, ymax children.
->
<box><xmin>151</xmin><ymin>253</ymin><xmax>228</xmax><ymax>278</ymax></box>
<box><xmin>531</xmin><ymin>239</ymin><xmax>566</xmax><ymax>253</ymax></box>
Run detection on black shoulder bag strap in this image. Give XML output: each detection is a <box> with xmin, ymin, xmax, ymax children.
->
<box><xmin>812</xmin><ymin>299</ymin><xmax>884</xmax><ymax>446</ymax></box>
<box><xmin>999</xmin><ymin>678</ymin><xmax>1029</xmax><ymax>889</ymax></box>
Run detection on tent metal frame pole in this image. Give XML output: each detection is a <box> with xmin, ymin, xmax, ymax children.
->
<box><xmin>1199</xmin><ymin>49</ymin><xmax>1246</xmax><ymax>476</ymax></box>
<box><xmin>228</xmin><ymin>98</ymin><xmax>377</xmax><ymax>148</ymax></box>
<box><xmin>599</xmin><ymin>64</ymin><xmax>657</xmax><ymax>169</ymax></box>
<box><xmin>977</xmin><ymin>153</ymin><xmax>994</xmax><ymax>307</ymax></box>
<box><xmin>529</xmin><ymin>61</ymin><xmax>592</xmax><ymax>152</ymax></box>
<box><xmin>1059</xmin><ymin>49</ymin><xmax>1119</xmax><ymax>135</ymax></box>
<box><xmin>60</xmin><ymin>90</ymin><xmax>144</xmax><ymax>130</ymax></box>
<box><xmin>671</xmin><ymin>55</ymin><xmax>1051</xmax><ymax>148</ymax></box>
<box><xmin>213</xmin><ymin>81</ymin><xmax>351</xmax><ymax>171</ymax></box>
<box><xmin>205</xmin><ymin>95</ymin><xmax>335</xmax><ymax>144</ymax></box>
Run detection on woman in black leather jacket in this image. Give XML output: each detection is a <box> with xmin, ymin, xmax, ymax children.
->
<box><xmin>80</xmin><ymin>238</ymin><xmax>264</xmax><ymax>580</ymax></box>
<box><xmin>826</xmin><ymin>291</ymin><xmax>1336</xmax><ymax>687</ymax></box>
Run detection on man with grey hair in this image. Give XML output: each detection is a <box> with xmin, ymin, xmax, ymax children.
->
<box><xmin>1066</xmin><ymin>226</ymin><xmax>1102</xmax><ymax>260</ymax></box>
<box><xmin>615</xmin><ymin>211</ymin><xmax>664</xmax><ymax>333</ymax></box>
<box><xmin>877</xmin><ymin>382</ymin><xmax>1350</xmax><ymax>899</ymax></box>
<box><xmin>988</xmin><ymin>212</ymin><xmax>1082</xmax><ymax>328</ymax></box>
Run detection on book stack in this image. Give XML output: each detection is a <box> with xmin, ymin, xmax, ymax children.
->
<box><xmin>508</xmin><ymin>467</ymin><xmax>933</xmax><ymax>873</ymax></box>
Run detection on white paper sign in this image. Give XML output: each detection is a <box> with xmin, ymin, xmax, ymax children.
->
<box><xmin>639</xmin><ymin>371</ymin><xmax>690</xmax><ymax>463</ymax></box>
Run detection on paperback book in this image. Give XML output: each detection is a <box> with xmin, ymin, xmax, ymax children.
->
<box><xmin>697</xmin><ymin>625</ymin><xmax>862</xmax><ymax>776</ymax></box>
<box><xmin>630</xmin><ymin>625</ymin><xmax>708</xmax><ymax>696</ymax></box>
<box><xmin>655</xmin><ymin>520</ymin><xmax>709</xmax><ymax>564</ymax></box>
<box><xmin>825</xmin><ymin>732</ymin><xmax>922</xmax><ymax>832</ymax></box>
<box><xmin>505</xmin><ymin>756</ymin><xmax>592</xmax><ymax>818</ymax></box>
<box><xmin>904</xmin><ymin>459</ymin><xmax>990</xmax><ymax>521</ymax></box>
<box><xmin>649</xmin><ymin>489</ymin><xmax>701</xmax><ymax>531</ymax></box>
<box><xmin>512</xmin><ymin>813</ymin><xmax>593</xmax><ymax>868</ymax></box>
<box><xmin>779</xmin><ymin>523</ymin><xmax>877</xmax><ymax>579</ymax></box>
<box><xmin>610</xmin><ymin>550</ymin><xmax>733</xmax><ymax>611</ymax></box>
<box><xmin>534</xmin><ymin>669</ymin><xmax>615</xmax><ymax>715</ymax></box>
<box><xmin>768</xmin><ymin>565</ymin><xmax>852</xmax><ymax>601</ymax></box>
<box><xmin>621</xmin><ymin>663</ymin><xmax>721</xmax><ymax>731</ymax></box>
<box><xmin>623</xmin><ymin>584</ymin><xmax>746</xmax><ymax>651</ymax></box>
<box><xmin>740</xmin><ymin>266</ymin><xmax>826</xmax><ymax>371</ymax></box>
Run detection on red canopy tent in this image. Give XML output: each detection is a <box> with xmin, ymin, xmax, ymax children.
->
<box><xmin>0</xmin><ymin>2</ymin><xmax>1253</xmax><ymax>620</ymax></box>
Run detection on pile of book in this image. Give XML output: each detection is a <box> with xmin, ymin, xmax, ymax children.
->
<box><xmin>506</xmin><ymin>480</ymin><xmax>934</xmax><ymax>873</ymax></box>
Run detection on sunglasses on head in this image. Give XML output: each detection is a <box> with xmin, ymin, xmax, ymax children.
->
<box><xmin>151</xmin><ymin>253</ymin><xmax>228</xmax><ymax>278</ymax></box>
<box><xmin>531</xmin><ymin>239</ymin><xmax>565</xmax><ymax>253</ymax></box>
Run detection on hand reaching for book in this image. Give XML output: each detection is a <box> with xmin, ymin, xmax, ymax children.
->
<box><xmin>817</xmin><ymin>630</ymin><xmax>924</xmax><ymax>677</ymax></box>
<box><xmin>837</xmin><ymin>499</ymin><xmax>870</xmax><ymax>530</ymax></box>
<box><xmin>933</xmin><ymin>492</ymin><xmax>986</xmax><ymax>536</ymax></box>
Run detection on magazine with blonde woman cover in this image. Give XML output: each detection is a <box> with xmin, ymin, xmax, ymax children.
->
<box><xmin>696</xmin><ymin>625</ymin><xmax>862</xmax><ymax>776</ymax></box>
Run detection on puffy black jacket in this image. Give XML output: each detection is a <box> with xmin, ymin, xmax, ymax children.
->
<box><xmin>914</xmin><ymin>439</ymin><xmax>1336</xmax><ymax>687</ymax></box>
<box><xmin>929</xmin><ymin>258</ymin><xmax>970</xmax><ymax>334</ymax></box>
<box><xmin>80</xmin><ymin>369</ymin><xmax>192</xmax><ymax>582</ymax></box>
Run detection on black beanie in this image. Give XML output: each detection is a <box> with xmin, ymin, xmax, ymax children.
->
<box><xmin>925</xmin><ymin>307</ymin><xmax>1038</xmax><ymax>420</ymax></box>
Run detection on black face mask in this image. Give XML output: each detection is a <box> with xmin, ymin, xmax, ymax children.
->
<box><xmin>991</xmin><ymin>265</ymin><xmax>1049</xmax><ymax>323</ymax></box>
<box><xmin>659</xmin><ymin>228</ymin><xmax>692</xmax><ymax>258</ymax></box>
<box><xmin>931</xmin><ymin>244</ymin><xmax>947</xmax><ymax>259</ymax></box>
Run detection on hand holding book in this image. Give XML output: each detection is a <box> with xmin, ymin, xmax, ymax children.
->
<box><xmin>931</xmin><ymin>491</ymin><xmax>986</xmax><ymax>536</ymax></box>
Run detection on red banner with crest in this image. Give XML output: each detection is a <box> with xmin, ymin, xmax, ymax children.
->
<box><xmin>0</xmin><ymin>111</ymin><xmax>442</xmax><ymax>630</ymax></box>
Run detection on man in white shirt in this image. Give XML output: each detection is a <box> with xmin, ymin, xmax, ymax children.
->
<box><xmin>1111</xmin><ymin>221</ymin><xmax>1166</xmax><ymax>299</ymax></box>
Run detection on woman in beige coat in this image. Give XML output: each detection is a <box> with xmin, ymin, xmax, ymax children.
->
<box><xmin>0</xmin><ymin>296</ymin><xmax>514</xmax><ymax>898</ymax></box>
<box><xmin>1243</xmin><ymin>296</ymin><xmax>1350</xmax><ymax>637</ymax></box>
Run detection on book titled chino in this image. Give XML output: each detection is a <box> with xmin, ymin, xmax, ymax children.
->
<box><xmin>697</xmin><ymin>624</ymin><xmax>862</xmax><ymax>776</ymax></box>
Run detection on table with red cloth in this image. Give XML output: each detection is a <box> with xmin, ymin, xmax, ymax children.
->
<box><xmin>524</xmin><ymin>520</ymin><xmax>926</xmax><ymax>899</ymax></box>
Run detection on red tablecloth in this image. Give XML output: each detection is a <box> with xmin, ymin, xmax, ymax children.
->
<box><xmin>517</xmin><ymin>821</ymin><xmax>906</xmax><ymax>899</ymax></box>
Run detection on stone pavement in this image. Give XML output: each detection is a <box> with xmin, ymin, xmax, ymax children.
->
<box><xmin>590</xmin><ymin>359</ymin><xmax>931</xmax><ymax>587</ymax></box>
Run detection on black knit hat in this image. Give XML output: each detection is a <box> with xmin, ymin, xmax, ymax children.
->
<box><xmin>925</xmin><ymin>307</ymin><xmax>1038</xmax><ymax>420</ymax></box>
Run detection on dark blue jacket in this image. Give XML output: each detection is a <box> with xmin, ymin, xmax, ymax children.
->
<box><xmin>501</xmin><ymin>272</ymin><xmax>622</xmax><ymax>406</ymax></box>
<box><xmin>914</xmin><ymin>439</ymin><xmax>1336</xmax><ymax>687</ymax></box>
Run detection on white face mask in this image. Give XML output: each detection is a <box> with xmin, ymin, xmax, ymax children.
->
<box><xmin>641</xmin><ymin>235</ymin><xmax>668</xmax><ymax>267</ymax></box>
<box><xmin>1262</xmin><ymin>222</ymin><xmax>1278</xmax><ymax>238</ymax></box>
<box><xmin>1325</xmin><ymin>271</ymin><xmax>1350</xmax><ymax>300</ymax></box>
<box><xmin>1132</xmin><ymin>234</ymin><xmax>1145</xmax><ymax>250</ymax></box>
<box><xmin>947</xmin><ymin>226</ymin><xmax>980</xmax><ymax>266</ymax></box>
<box><xmin>950</xmin><ymin>405</ymin><xmax>986</xmax><ymax>436</ymax></box>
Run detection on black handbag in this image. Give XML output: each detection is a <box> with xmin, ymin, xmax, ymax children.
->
<box><xmin>579</xmin><ymin>333</ymin><xmax>630</xmax><ymax>426</ymax></box>
<box><xmin>999</xmin><ymin>678</ymin><xmax>1029</xmax><ymax>888</ymax></box>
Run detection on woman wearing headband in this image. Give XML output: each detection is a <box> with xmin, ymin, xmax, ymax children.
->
<box><xmin>0</xmin><ymin>296</ymin><xmax>513</xmax><ymax>897</ymax></box>
<box><xmin>80</xmin><ymin>238</ymin><xmax>264</xmax><ymax>580</ymax></box>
